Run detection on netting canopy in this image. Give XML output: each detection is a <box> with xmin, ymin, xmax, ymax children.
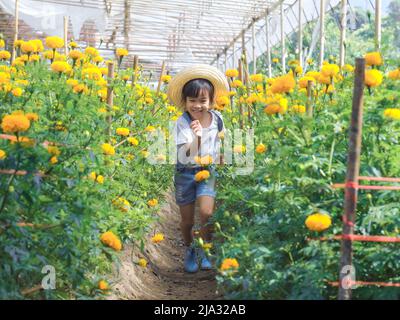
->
<box><xmin>0</xmin><ymin>0</ymin><xmax>387</xmax><ymax>75</ymax></box>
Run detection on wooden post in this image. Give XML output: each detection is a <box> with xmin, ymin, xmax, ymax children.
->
<box><xmin>251</xmin><ymin>19</ymin><xmax>256</xmax><ymax>74</ymax></box>
<box><xmin>375</xmin><ymin>0</ymin><xmax>382</xmax><ymax>51</ymax></box>
<box><xmin>216</xmin><ymin>53</ymin><xmax>220</xmax><ymax>70</ymax></box>
<box><xmin>232</xmin><ymin>42</ymin><xmax>236</xmax><ymax>69</ymax></box>
<box><xmin>265</xmin><ymin>12</ymin><xmax>272</xmax><ymax>78</ymax></box>
<box><xmin>320</xmin><ymin>0</ymin><xmax>326</xmax><ymax>67</ymax></box>
<box><xmin>106</xmin><ymin>62</ymin><xmax>115</xmax><ymax>137</ymax></box>
<box><xmin>11</xmin><ymin>0</ymin><xmax>19</xmax><ymax>63</ymax></box>
<box><xmin>64</xmin><ymin>16</ymin><xmax>68</xmax><ymax>55</ymax></box>
<box><xmin>156</xmin><ymin>60</ymin><xmax>166</xmax><ymax>95</ymax></box>
<box><xmin>132</xmin><ymin>55</ymin><xmax>139</xmax><ymax>87</ymax></box>
<box><xmin>338</xmin><ymin>58</ymin><xmax>365</xmax><ymax>301</ymax></box>
<box><xmin>306</xmin><ymin>80</ymin><xmax>314</xmax><ymax>117</ymax></box>
<box><xmin>298</xmin><ymin>0</ymin><xmax>303</xmax><ymax>67</ymax></box>
<box><xmin>280</xmin><ymin>3</ymin><xmax>286</xmax><ymax>73</ymax></box>
<box><xmin>339</xmin><ymin>0</ymin><xmax>347</xmax><ymax>67</ymax></box>
<box><xmin>238</xmin><ymin>58</ymin><xmax>243</xmax><ymax>82</ymax></box>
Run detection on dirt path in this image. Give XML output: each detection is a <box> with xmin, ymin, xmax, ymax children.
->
<box><xmin>108</xmin><ymin>191</ymin><xmax>223</xmax><ymax>300</ymax></box>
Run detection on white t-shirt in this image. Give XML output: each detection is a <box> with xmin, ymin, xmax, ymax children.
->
<box><xmin>174</xmin><ymin>111</ymin><xmax>223</xmax><ymax>166</ymax></box>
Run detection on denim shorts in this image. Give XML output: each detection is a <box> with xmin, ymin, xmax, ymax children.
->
<box><xmin>174</xmin><ymin>165</ymin><xmax>218</xmax><ymax>206</ymax></box>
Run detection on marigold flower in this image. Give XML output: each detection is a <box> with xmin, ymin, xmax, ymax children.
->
<box><xmin>0</xmin><ymin>39</ymin><xmax>4</xmax><ymax>48</ymax></box>
<box><xmin>116</xmin><ymin>127</ymin><xmax>130</xmax><ymax>136</ymax></box>
<box><xmin>342</xmin><ymin>64</ymin><xmax>355</xmax><ymax>73</ymax></box>
<box><xmin>82</xmin><ymin>67</ymin><xmax>102</xmax><ymax>80</ymax></box>
<box><xmin>225</xmin><ymin>69</ymin><xmax>239</xmax><ymax>78</ymax></box>
<box><xmin>11</xmin><ymin>87</ymin><xmax>23</xmax><ymax>97</ymax></box>
<box><xmin>127</xmin><ymin>137</ymin><xmax>139</xmax><ymax>146</ymax></box>
<box><xmin>138</xmin><ymin>258</ymin><xmax>147</xmax><ymax>268</ymax></box>
<box><xmin>96</xmin><ymin>175</ymin><xmax>104</xmax><ymax>184</ymax></box>
<box><xmin>255</xmin><ymin>143</ymin><xmax>266</xmax><ymax>154</ymax></box>
<box><xmin>220</xmin><ymin>258</ymin><xmax>239</xmax><ymax>271</ymax></box>
<box><xmin>161</xmin><ymin>75</ymin><xmax>171</xmax><ymax>83</ymax></box>
<box><xmin>383</xmin><ymin>108</ymin><xmax>400</xmax><ymax>120</ymax></box>
<box><xmin>85</xmin><ymin>46</ymin><xmax>99</xmax><ymax>57</ymax></box>
<box><xmin>101</xmin><ymin>143</ymin><xmax>115</xmax><ymax>155</ymax></box>
<box><xmin>73</xmin><ymin>84</ymin><xmax>89</xmax><ymax>94</ymax></box>
<box><xmin>291</xmin><ymin>105</ymin><xmax>306</xmax><ymax>113</ymax></box>
<box><xmin>98</xmin><ymin>280</ymin><xmax>109</xmax><ymax>291</ymax></box>
<box><xmin>194</xmin><ymin>170</ymin><xmax>210</xmax><ymax>182</ymax></box>
<box><xmin>1</xmin><ymin>114</ymin><xmax>30</xmax><ymax>133</ymax></box>
<box><xmin>231</xmin><ymin>79</ymin><xmax>243</xmax><ymax>88</ymax></box>
<box><xmin>112</xmin><ymin>197</ymin><xmax>130</xmax><ymax>212</ymax></box>
<box><xmin>388</xmin><ymin>69</ymin><xmax>400</xmax><ymax>80</ymax></box>
<box><xmin>89</xmin><ymin>171</ymin><xmax>97</xmax><ymax>181</ymax></box>
<box><xmin>50</xmin><ymin>156</ymin><xmax>58</xmax><ymax>164</ymax></box>
<box><xmin>0</xmin><ymin>50</ymin><xmax>11</xmax><ymax>60</ymax></box>
<box><xmin>0</xmin><ymin>149</ymin><xmax>6</xmax><ymax>160</ymax></box>
<box><xmin>45</xmin><ymin>36</ymin><xmax>64</xmax><ymax>49</ymax></box>
<box><xmin>321</xmin><ymin>64</ymin><xmax>340</xmax><ymax>78</ymax></box>
<box><xmin>100</xmin><ymin>231</ymin><xmax>122</xmax><ymax>251</ymax></box>
<box><xmin>305</xmin><ymin>213</ymin><xmax>332</xmax><ymax>232</ymax></box>
<box><xmin>21</xmin><ymin>40</ymin><xmax>37</xmax><ymax>53</ymax></box>
<box><xmin>68</xmin><ymin>50</ymin><xmax>84</xmax><ymax>61</ymax></box>
<box><xmin>250</xmin><ymin>73</ymin><xmax>263</xmax><ymax>83</ymax></box>
<box><xmin>365</xmin><ymin>52</ymin><xmax>383</xmax><ymax>66</ymax></box>
<box><xmin>51</xmin><ymin>61</ymin><xmax>71</xmax><ymax>74</ymax></box>
<box><xmin>365</xmin><ymin>69</ymin><xmax>383</xmax><ymax>88</ymax></box>
<box><xmin>194</xmin><ymin>155</ymin><xmax>213</xmax><ymax>166</ymax></box>
<box><xmin>147</xmin><ymin>199</ymin><xmax>158</xmax><ymax>207</ymax></box>
<box><xmin>46</xmin><ymin>145</ymin><xmax>61</xmax><ymax>156</ymax></box>
<box><xmin>216</xmin><ymin>96</ymin><xmax>230</xmax><ymax>108</ymax></box>
<box><xmin>145</xmin><ymin>125</ymin><xmax>156</xmax><ymax>132</ymax></box>
<box><xmin>151</xmin><ymin>233</ymin><xmax>165</xmax><ymax>244</ymax></box>
<box><xmin>270</xmin><ymin>74</ymin><xmax>295</xmax><ymax>94</ymax></box>
<box><xmin>116</xmin><ymin>48</ymin><xmax>128</xmax><ymax>57</ymax></box>
<box><xmin>298</xmin><ymin>76</ymin><xmax>315</xmax><ymax>89</ymax></box>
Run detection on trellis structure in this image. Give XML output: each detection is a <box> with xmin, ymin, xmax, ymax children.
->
<box><xmin>0</xmin><ymin>0</ymin><xmax>384</xmax><ymax>76</ymax></box>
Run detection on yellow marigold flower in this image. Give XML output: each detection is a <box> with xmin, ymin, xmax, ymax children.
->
<box><xmin>0</xmin><ymin>39</ymin><xmax>4</xmax><ymax>48</ymax></box>
<box><xmin>365</xmin><ymin>69</ymin><xmax>383</xmax><ymax>88</ymax></box>
<box><xmin>127</xmin><ymin>137</ymin><xmax>139</xmax><ymax>146</ymax></box>
<box><xmin>365</xmin><ymin>52</ymin><xmax>383</xmax><ymax>66</ymax></box>
<box><xmin>145</xmin><ymin>97</ymin><xmax>154</xmax><ymax>104</ymax></box>
<box><xmin>292</xmin><ymin>105</ymin><xmax>306</xmax><ymax>113</ymax></box>
<box><xmin>93</xmin><ymin>56</ymin><xmax>104</xmax><ymax>64</ymax></box>
<box><xmin>151</xmin><ymin>233</ymin><xmax>165</xmax><ymax>244</ymax></box>
<box><xmin>343</xmin><ymin>64</ymin><xmax>355</xmax><ymax>73</ymax></box>
<box><xmin>66</xmin><ymin>79</ymin><xmax>79</xmax><ymax>87</ymax></box>
<box><xmin>29</xmin><ymin>54</ymin><xmax>40</xmax><ymax>62</ymax></box>
<box><xmin>21</xmin><ymin>40</ymin><xmax>37</xmax><ymax>53</ymax></box>
<box><xmin>89</xmin><ymin>171</ymin><xmax>97</xmax><ymax>181</ymax></box>
<box><xmin>148</xmin><ymin>198</ymin><xmax>158</xmax><ymax>207</ymax></box>
<box><xmin>194</xmin><ymin>155</ymin><xmax>213</xmax><ymax>166</ymax></box>
<box><xmin>294</xmin><ymin>65</ymin><xmax>303</xmax><ymax>75</ymax></box>
<box><xmin>116</xmin><ymin>127</ymin><xmax>130</xmax><ymax>136</ymax></box>
<box><xmin>305</xmin><ymin>213</ymin><xmax>332</xmax><ymax>232</ymax></box>
<box><xmin>321</xmin><ymin>64</ymin><xmax>340</xmax><ymax>78</ymax></box>
<box><xmin>112</xmin><ymin>197</ymin><xmax>130</xmax><ymax>212</ymax></box>
<box><xmin>100</xmin><ymin>231</ymin><xmax>122</xmax><ymax>251</ymax></box>
<box><xmin>1</xmin><ymin>114</ymin><xmax>30</xmax><ymax>133</ymax></box>
<box><xmin>50</xmin><ymin>156</ymin><xmax>58</xmax><ymax>164</ymax></box>
<box><xmin>216</xmin><ymin>95</ymin><xmax>230</xmax><ymax>108</ymax></box>
<box><xmin>220</xmin><ymin>258</ymin><xmax>239</xmax><ymax>271</ymax></box>
<box><xmin>11</xmin><ymin>87</ymin><xmax>23</xmax><ymax>97</ymax></box>
<box><xmin>388</xmin><ymin>69</ymin><xmax>400</xmax><ymax>80</ymax></box>
<box><xmin>51</xmin><ymin>61</ymin><xmax>71</xmax><ymax>74</ymax></box>
<box><xmin>68</xmin><ymin>50</ymin><xmax>84</xmax><ymax>61</ymax></box>
<box><xmin>194</xmin><ymin>170</ymin><xmax>210</xmax><ymax>182</ymax></box>
<box><xmin>96</xmin><ymin>175</ymin><xmax>104</xmax><ymax>184</ymax></box>
<box><xmin>116</xmin><ymin>48</ymin><xmax>128</xmax><ymax>57</ymax></box>
<box><xmin>0</xmin><ymin>149</ymin><xmax>6</xmax><ymax>160</ymax></box>
<box><xmin>85</xmin><ymin>46</ymin><xmax>99</xmax><ymax>57</ymax></box>
<box><xmin>46</xmin><ymin>145</ymin><xmax>60</xmax><ymax>156</ymax></box>
<box><xmin>138</xmin><ymin>258</ymin><xmax>148</xmax><ymax>268</ymax></box>
<box><xmin>264</xmin><ymin>97</ymin><xmax>288</xmax><ymax>115</ymax></box>
<box><xmin>225</xmin><ymin>69</ymin><xmax>239</xmax><ymax>78</ymax></box>
<box><xmin>145</xmin><ymin>125</ymin><xmax>156</xmax><ymax>132</ymax></box>
<box><xmin>141</xmin><ymin>150</ymin><xmax>149</xmax><ymax>158</ymax></box>
<box><xmin>0</xmin><ymin>71</ymin><xmax>10</xmax><ymax>84</ymax></box>
<box><xmin>0</xmin><ymin>50</ymin><xmax>11</xmax><ymax>60</ymax></box>
<box><xmin>69</xmin><ymin>41</ymin><xmax>78</xmax><ymax>49</ymax></box>
<box><xmin>272</xmin><ymin>58</ymin><xmax>279</xmax><ymax>63</ymax></box>
<box><xmin>307</xmin><ymin>58</ymin><xmax>314</xmax><ymax>65</ymax></box>
<box><xmin>161</xmin><ymin>75</ymin><xmax>171</xmax><ymax>83</ymax></box>
<box><xmin>383</xmin><ymin>108</ymin><xmax>400</xmax><ymax>120</ymax></box>
<box><xmin>101</xmin><ymin>143</ymin><xmax>115</xmax><ymax>155</ymax></box>
<box><xmin>250</xmin><ymin>73</ymin><xmax>263</xmax><ymax>83</ymax></box>
<box><xmin>45</xmin><ymin>36</ymin><xmax>64</xmax><ymax>49</ymax></box>
<box><xmin>166</xmin><ymin>105</ymin><xmax>176</xmax><ymax>113</ymax></box>
<box><xmin>246</xmin><ymin>93</ymin><xmax>261</xmax><ymax>105</ymax></box>
<box><xmin>271</xmin><ymin>74</ymin><xmax>295</xmax><ymax>94</ymax></box>
<box><xmin>98</xmin><ymin>280</ymin><xmax>109</xmax><ymax>291</ymax></box>
<box><xmin>73</xmin><ymin>84</ymin><xmax>89</xmax><ymax>94</ymax></box>
<box><xmin>288</xmin><ymin>59</ymin><xmax>299</xmax><ymax>67</ymax></box>
<box><xmin>82</xmin><ymin>67</ymin><xmax>102</xmax><ymax>80</ymax></box>
<box><xmin>255</xmin><ymin>143</ymin><xmax>266</xmax><ymax>154</ymax></box>
<box><xmin>231</xmin><ymin>79</ymin><xmax>243</xmax><ymax>88</ymax></box>
<box><xmin>298</xmin><ymin>76</ymin><xmax>315</xmax><ymax>89</ymax></box>
<box><xmin>31</xmin><ymin>39</ymin><xmax>44</xmax><ymax>52</ymax></box>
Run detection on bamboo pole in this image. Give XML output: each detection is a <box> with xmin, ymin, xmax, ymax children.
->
<box><xmin>339</xmin><ymin>0</ymin><xmax>347</xmax><ymax>67</ymax></box>
<box><xmin>238</xmin><ymin>58</ymin><xmax>243</xmax><ymax>82</ymax></box>
<box><xmin>64</xmin><ymin>16</ymin><xmax>68</xmax><ymax>55</ymax></box>
<box><xmin>156</xmin><ymin>60</ymin><xmax>166</xmax><ymax>95</ymax></box>
<box><xmin>132</xmin><ymin>55</ymin><xmax>139</xmax><ymax>87</ymax></box>
<box><xmin>338</xmin><ymin>58</ymin><xmax>366</xmax><ymax>301</ymax></box>
<box><xmin>232</xmin><ymin>41</ymin><xmax>236</xmax><ymax>69</ymax></box>
<box><xmin>11</xmin><ymin>0</ymin><xmax>19</xmax><ymax>63</ymax></box>
<box><xmin>251</xmin><ymin>19</ymin><xmax>256</xmax><ymax>74</ymax></box>
<box><xmin>224</xmin><ymin>49</ymin><xmax>228</xmax><ymax>72</ymax></box>
<box><xmin>265</xmin><ymin>12</ymin><xmax>272</xmax><ymax>78</ymax></box>
<box><xmin>106</xmin><ymin>62</ymin><xmax>115</xmax><ymax>137</ymax></box>
<box><xmin>306</xmin><ymin>80</ymin><xmax>314</xmax><ymax>117</ymax></box>
<box><xmin>280</xmin><ymin>2</ymin><xmax>286</xmax><ymax>73</ymax></box>
<box><xmin>375</xmin><ymin>0</ymin><xmax>382</xmax><ymax>51</ymax></box>
<box><xmin>319</xmin><ymin>0</ymin><xmax>326</xmax><ymax>67</ymax></box>
<box><xmin>298</xmin><ymin>0</ymin><xmax>303</xmax><ymax>67</ymax></box>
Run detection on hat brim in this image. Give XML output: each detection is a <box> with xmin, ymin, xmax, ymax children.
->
<box><xmin>167</xmin><ymin>64</ymin><xmax>230</xmax><ymax>110</ymax></box>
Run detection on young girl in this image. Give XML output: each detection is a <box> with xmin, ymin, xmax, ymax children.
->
<box><xmin>167</xmin><ymin>65</ymin><xmax>229</xmax><ymax>273</ymax></box>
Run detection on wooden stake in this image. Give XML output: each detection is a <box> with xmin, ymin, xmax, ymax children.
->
<box><xmin>106</xmin><ymin>62</ymin><xmax>115</xmax><ymax>137</ymax></box>
<box><xmin>251</xmin><ymin>19</ymin><xmax>256</xmax><ymax>74</ymax></box>
<box><xmin>132</xmin><ymin>55</ymin><xmax>139</xmax><ymax>87</ymax></box>
<box><xmin>265</xmin><ymin>12</ymin><xmax>272</xmax><ymax>78</ymax></box>
<box><xmin>298</xmin><ymin>0</ymin><xmax>303</xmax><ymax>67</ymax></box>
<box><xmin>338</xmin><ymin>58</ymin><xmax>365</xmax><ymax>301</ymax></box>
<box><xmin>306</xmin><ymin>80</ymin><xmax>314</xmax><ymax>117</ymax></box>
<box><xmin>280</xmin><ymin>3</ymin><xmax>286</xmax><ymax>73</ymax></box>
<box><xmin>319</xmin><ymin>0</ymin><xmax>326</xmax><ymax>67</ymax></box>
<box><xmin>375</xmin><ymin>0</ymin><xmax>382</xmax><ymax>51</ymax></box>
<box><xmin>238</xmin><ymin>58</ymin><xmax>243</xmax><ymax>82</ymax></box>
<box><xmin>11</xmin><ymin>0</ymin><xmax>19</xmax><ymax>63</ymax></box>
<box><xmin>156</xmin><ymin>60</ymin><xmax>166</xmax><ymax>95</ymax></box>
<box><xmin>64</xmin><ymin>16</ymin><xmax>69</xmax><ymax>55</ymax></box>
<box><xmin>232</xmin><ymin>41</ymin><xmax>236</xmax><ymax>69</ymax></box>
<box><xmin>339</xmin><ymin>0</ymin><xmax>347</xmax><ymax>67</ymax></box>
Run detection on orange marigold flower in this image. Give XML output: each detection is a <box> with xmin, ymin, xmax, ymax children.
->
<box><xmin>100</xmin><ymin>231</ymin><xmax>122</xmax><ymax>251</ymax></box>
<box><xmin>98</xmin><ymin>280</ymin><xmax>109</xmax><ymax>291</ymax></box>
<box><xmin>45</xmin><ymin>36</ymin><xmax>64</xmax><ymax>49</ymax></box>
<box><xmin>220</xmin><ymin>258</ymin><xmax>239</xmax><ymax>271</ymax></box>
<box><xmin>194</xmin><ymin>170</ymin><xmax>210</xmax><ymax>182</ymax></box>
<box><xmin>365</xmin><ymin>52</ymin><xmax>383</xmax><ymax>67</ymax></box>
<box><xmin>1</xmin><ymin>114</ymin><xmax>30</xmax><ymax>133</ymax></box>
<box><xmin>151</xmin><ymin>233</ymin><xmax>164</xmax><ymax>244</ymax></box>
<box><xmin>305</xmin><ymin>213</ymin><xmax>332</xmax><ymax>232</ymax></box>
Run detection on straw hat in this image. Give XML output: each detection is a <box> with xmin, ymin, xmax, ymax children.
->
<box><xmin>167</xmin><ymin>64</ymin><xmax>230</xmax><ymax>110</ymax></box>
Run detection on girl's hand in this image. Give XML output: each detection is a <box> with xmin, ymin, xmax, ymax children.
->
<box><xmin>190</xmin><ymin>120</ymin><xmax>202</xmax><ymax>137</ymax></box>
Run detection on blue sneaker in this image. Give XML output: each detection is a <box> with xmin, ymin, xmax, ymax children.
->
<box><xmin>198</xmin><ymin>248</ymin><xmax>212</xmax><ymax>270</ymax></box>
<box><xmin>184</xmin><ymin>247</ymin><xmax>199</xmax><ymax>273</ymax></box>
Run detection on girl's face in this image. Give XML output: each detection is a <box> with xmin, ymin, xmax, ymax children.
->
<box><xmin>185</xmin><ymin>91</ymin><xmax>211</xmax><ymax>120</ymax></box>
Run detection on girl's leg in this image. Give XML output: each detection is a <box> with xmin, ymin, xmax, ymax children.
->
<box><xmin>179</xmin><ymin>202</ymin><xmax>195</xmax><ymax>246</ymax></box>
<box><xmin>197</xmin><ymin>195</ymin><xmax>215</xmax><ymax>242</ymax></box>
